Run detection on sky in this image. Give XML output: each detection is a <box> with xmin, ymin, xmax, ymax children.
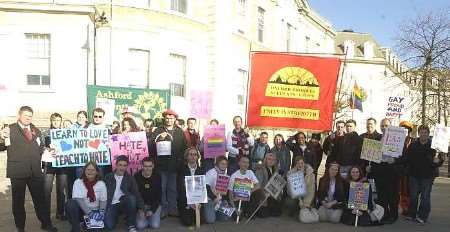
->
<box><xmin>309</xmin><ymin>0</ymin><xmax>450</xmax><ymax>51</ymax></box>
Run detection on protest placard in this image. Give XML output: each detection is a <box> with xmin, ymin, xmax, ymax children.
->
<box><xmin>287</xmin><ymin>171</ymin><xmax>306</xmax><ymax>198</ymax></box>
<box><xmin>348</xmin><ymin>182</ymin><xmax>370</xmax><ymax>211</ymax></box>
<box><xmin>360</xmin><ymin>138</ymin><xmax>383</xmax><ymax>163</ymax></box>
<box><xmin>431</xmin><ymin>124</ymin><xmax>450</xmax><ymax>153</ymax></box>
<box><xmin>385</xmin><ymin>96</ymin><xmax>408</xmax><ymax>118</ymax></box>
<box><xmin>50</xmin><ymin>128</ymin><xmax>110</xmax><ymax>167</ymax></box>
<box><xmin>203</xmin><ymin>125</ymin><xmax>226</xmax><ymax>159</ymax></box>
<box><xmin>190</xmin><ymin>90</ymin><xmax>211</xmax><ymax>119</ymax></box>
<box><xmin>110</xmin><ymin>131</ymin><xmax>148</xmax><ymax>175</ymax></box>
<box><xmin>264</xmin><ymin>173</ymin><xmax>286</xmax><ymax>199</ymax></box>
<box><xmin>215</xmin><ymin>174</ymin><xmax>230</xmax><ymax>195</ymax></box>
<box><xmin>185</xmin><ymin>175</ymin><xmax>208</xmax><ymax>205</ymax></box>
<box><xmin>232</xmin><ymin>178</ymin><xmax>253</xmax><ymax>201</ymax></box>
<box><xmin>83</xmin><ymin>211</ymin><xmax>104</xmax><ymax>229</ymax></box>
<box><xmin>381</xmin><ymin>126</ymin><xmax>407</xmax><ymax>158</ymax></box>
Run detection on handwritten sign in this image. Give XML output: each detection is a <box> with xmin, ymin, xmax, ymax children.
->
<box><xmin>203</xmin><ymin>125</ymin><xmax>226</xmax><ymax>158</ymax></box>
<box><xmin>50</xmin><ymin>128</ymin><xmax>110</xmax><ymax>167</ymax></box>
<box><xmin>385</xmin><ymin>96</ymin><xmax>408</xmax><ymax>118</ymax></box>
<box><xmin>232</xmin><ymin>178</ymin><xmax>253</xmax><ymax>201</ymax></box>
<box><xmin>431</xmin><ymin>124</ymin><xmax>450</xmax><ymax>153</ymax></box>
<box><xmin>110</xmin><ymin>131</ymin><xmax>148</xmax><ymax>175</ymax></box>
<box><xmin>185</xmin><ymin>175</ymin><xmax>208</xmax><ymax>205</ymax></box>
<box><xmin>287</xmin><ymin>171</ymin><xmax>306</xmax><ymax>198</ymax></box>
<box><xmin>190</xmin><ymin>90</ymin><xmax>211</xmax><ymax>119</ymax></box>
<box><xmin>215</xmin><ymin>174</ymin><xmax>230</xmax><ymax>195</ymax></box>
<box><xmin>348</xmin><ymin>182</ymin><xmax>370</xmax><ymax>211</ymax></box>
<box><xmin>264</xmin><ymin>173</ymin><xmax>286</xmax><ymax>199</ymax></box>
<box><xmin>360</xmin><ymin>138</ymin><xmax>383</xmax><ymax>163</ymax></box>
<box><xmin>382</xmin><ymin>126</ymin><xmax>407</xmax><ymax>158</ymax></box>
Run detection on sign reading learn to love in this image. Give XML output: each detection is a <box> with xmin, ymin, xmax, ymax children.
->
<box><xmin>51</xmin><ymin>128</ymin><xmax>111</xmax><ymax>167</ymax></box>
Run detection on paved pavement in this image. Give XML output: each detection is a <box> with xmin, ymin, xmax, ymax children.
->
<box><xmin>1</xmin><ymin>153</ymin><xmax>449</xmax><ymax>232</ymax></box>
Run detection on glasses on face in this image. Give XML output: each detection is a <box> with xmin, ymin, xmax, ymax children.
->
<box><xmin>188</xmin><ymin>152</ymin><xmax>198</xmax><ymax>156</ymax></box>
<box><xmin>143</xmin><ymin>165</ymin><xmax>154</xmax><ymax>168</ymax></box>
<box><xmin>93</xmin><ymin>115</ymin><xmax>103</xmax><ymax>118</ymax></box>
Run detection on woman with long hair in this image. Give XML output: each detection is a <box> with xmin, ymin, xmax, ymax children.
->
<box><xmin>317</xmin><ymin>162</ymin><xmax>345</xmax><ymax>223</ymax></box>
<box><xmin>270</xmin><ymin>134</ymin><xmax>291</xmax><ymax>175</ymax></box>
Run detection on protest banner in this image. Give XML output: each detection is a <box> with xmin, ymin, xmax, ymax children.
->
<box><xmin>360</xmin><ymin>138</ymin><xmax>383</xmax><ymax>163</ymax></box>
<box><xmin>385</xmin><ymin>96</ymin><xmax>409</xmax><ymax>118</ymax></box>
<box><xmin>247</xmin><ymin>52</ymin><xmax>341</xmax><ymax>130</ymax></box>
<box><xmin>87</xmin><ymin>85</ymin><xmax>170</xmax><ymax>123</ymax></box>
<box><xmin>190</xmin><ymin>90</ymin><xmax>211</xmax><ymax>119</ymax></box>
<box><xmin>287</xmin><ymin>171</ymin><xmax>306</xmax><ymax>198</ymax></box>
<box><xmin>431</xmin><ymin>124</ymin><xmax>450</xmax><ymax>153</ymax></box>
<box><xmin>110</xmin><ymin>131</ymin><xmax>148</xmax><ymax>175</ymax></box>
<box><xmin>203</xmin><ymin>125</ymin><xmax>226</xmax><ymax>158</ymax></box>
<box><xmin>381</xmin><ymin>126</ymin><xmax>407</xmax><ymax>158</ymax></box>
<box><xmin>264</xmin><ymin>173</ymin><xmax>286</xmax><ymax>199</ymax></box>
<box><xmin>215</xmin><ymin>174</ymin><xmax>230</xmax><ymax>195</ymax></box>
<box><xmin>348</xmin><ymin>181</ymin><xmax>370</xmax><ymax>211</ymax></box>
<box><xmin>185</xmin><ymin>175</ymin><xmax>208</xmax><ymax>205</ymax></box>
<box><xmin>50</xmin><ymin>128</ymin><xmax>110</xmax><ymax>167</ymax></box>
<box><xmin>232</xmin><ymin>178</ymin><xmax>253</xmax><ymax>201</ymax></box>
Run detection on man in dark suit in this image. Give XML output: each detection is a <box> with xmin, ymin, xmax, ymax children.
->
<box><xmin>0</xmin><ymin>106</ymin><xmax>57</xmax><ymax>232</ymax></box>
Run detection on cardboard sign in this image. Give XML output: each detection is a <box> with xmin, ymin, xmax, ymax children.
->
<box><xmin>50</xmin><ymin>128</ymin><xmax>110</xmax><ymax>167</ymax></box>
<box><xmin>381</xmin><ymin>126</ymin><xmax>407</xmax><ymax>158</ymax></box>
<box><xmin>232</xmin><ymin>178</ymin><xmax>253</xmax><ymax>201</ymax></box>
<box><xmin>83</xmin><ymin>211</ymin><xmax>104</xmax><ymax>229</ymax></box>
<box><xmin>360</xmin><ymin>138</ymin><xmax>383</xmax><ymax>163</ymax></box>
<box><xmin>216</xmin><ymin>201</ymin><xmax>235</xmax><ymax>217</ymax></box>
<box><xmin>348</xmin><ymin>182</ymin><xmax>370</xmax><ymax>211</ymax></box>
<box><xmin>431</xmin><ymin>124</ymin><xmax>450</xmax><ymax>153</ymax></box>
<box><xmin>385</xmin><ymin>96</ymin><xmax>408</xmax><ymax>118</ymax></box>
<box><xmin>264</xmin><ymin>173</ymin><xmax>286</xmax><ymax>199</ymax></box>
<box><xmin>287</xmin><ymin>171</ymin><xmax>306</xmax><ymax>198</ymax></box>
<box><xmin>185</xmin><ymin>175</ymin><xmax>208</xmax><ymax>205</ymax></box>
<box><xmin>190</xmin><ymin>90</ymin><xmax>212</xmax><ymax>119</ymax></box>
<box><xmin>110</xmin><ymin>131</ymin><xmax>148</xmax><ymax>175</ymax></box>
<box><xmin>203</xmin><ymin>125</ymin><xmax>226</xmax><ymax>158</ymax></box>
<box><xmin>215</xmin><ymin>174</ymin><xmax>230</xmax><ymax>195</ymax></box>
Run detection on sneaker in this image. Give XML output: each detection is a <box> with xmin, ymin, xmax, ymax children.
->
<box><xmin>415</xmin><ymin>218</ymin><xmax>425</xmax><ymax>225</ymax></box>
<box><xmin>404</xmin><ymin>216</ymin><xmax>415</xmax><ymax>221</ymax></box>
<box><xmin>128</xmin><ymin>226</ymin><xmax>138</xmax><ymax>232</ymax></box>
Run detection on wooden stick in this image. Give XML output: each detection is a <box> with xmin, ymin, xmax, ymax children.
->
<box><xmin>195</xmin><ymin>204</ymin><xmax>200</xmax><ymax>228</ymax></box>
<box><xmin>354</xmin><ymin>210</ymin><xmax>359</xmax><ymax>227</ymax></box>
<box><xmin>245</xmin><ymin>196</ymin><xmax>268</xmax><ymax>224</ymax></box>
<box><xmin>236</xmin><ymin>200</ymin><xmax>242</xmax><ymax>224</ymax></box>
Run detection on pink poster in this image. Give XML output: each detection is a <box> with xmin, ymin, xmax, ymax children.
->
<box><xmin>110</xmin><ymin>131</ymin><xmax>148</xmax><ymax>175</ymax></box>
<box><xmin>215</xmin><ymin>174</ymin><xmax>230</xmax><ymax>195</ymax></box>
<box><xmin>190</xmin><ymin>90</ymin><xmax>211</xmax><ymax>119</ymax></box>
<box><xmin>203</xmin><ymin>125</ymin><xmax>226</xmax><ymax>158</ymax></box>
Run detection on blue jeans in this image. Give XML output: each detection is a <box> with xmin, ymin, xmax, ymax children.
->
<box><xmin>408</xmin><ymin>176</ymin><xmax>433</xmax><ymax>221</ymax></box>
<box><xmin>65</xmin><ymin>199</ymin><xmax>84</xmax><ymax>232</ymax></box>
<box><xmin>44</xmin><ymin>172</ymin><xmax>68</xmax><ymax>216</ymax></box>
<box><xmin>104</xmin><ymin>195</ymin><xmax>137</xmax><ymax>230</ymax></box>
<box><xmin>203</xmin><ymin>199</ymin><xmax>231</xmax><ymax>224</ymax></box>
<box><xmin>136</xmin><ymin>206</ymin><xmax>161</xmax><ymax>229</ymax></box>
<box><xmin>160</xmin><ymin>171</ymin><xmax>178</xmax><ymax>216</ymax></box>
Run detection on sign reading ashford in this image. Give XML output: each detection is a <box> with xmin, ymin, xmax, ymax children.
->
<box><xmin>247</xmin><ymin>52</ymin><xmax>341</xmax><ymax>130</ymax></box>
<box><xmin>51</xmin><ymin>128</ymin><xmax>110</xmax><ymax>167</ymax></box>
<box><xmin>87</xmin><ymin>85</ymin><xmax>170</xmax><ymax>123</ymax></box>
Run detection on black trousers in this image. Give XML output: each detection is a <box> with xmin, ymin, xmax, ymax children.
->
<box><xmin>11</xmin><ymin>176</ymin><xmax>52</xmax><ymax>229</ymax></box>
<box><xmin>374</xmin><ymin>163</ymin><xmax>400</xmax><ymax>220</ymax></box>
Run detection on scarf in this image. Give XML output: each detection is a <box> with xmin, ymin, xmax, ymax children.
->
<box><xmin>83</xmin><ymin>178</ymin><xmax>97</xmax><ymax>202</ymax></box>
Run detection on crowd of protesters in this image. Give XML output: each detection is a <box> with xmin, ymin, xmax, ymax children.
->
<box><xmin>0</xmin><ymin>106</ymin><xmax>446</xmax><ymax>232</ymax></box>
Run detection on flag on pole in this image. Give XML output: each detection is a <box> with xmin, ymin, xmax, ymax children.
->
<box><xmin>349</xmin><ymin>82</ymin><xmax>365</xmax><ymax>111</ymax></box>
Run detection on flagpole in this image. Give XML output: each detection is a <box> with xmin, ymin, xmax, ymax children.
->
<box><xmin>244</xmin><ymin>41</ymin><xmax>253</xmax><ymax>126</ymax></box>
<box><xmin>333</xmin><ymin>48</ymin><xmax>349</xmax><ymax>131</ymax></box>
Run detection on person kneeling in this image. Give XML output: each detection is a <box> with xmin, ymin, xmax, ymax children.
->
<box><xmin>317</xmin><ymin>162</ymin><xmax>345</xmax><ymax>223</ymax></box>
<box><xmin>66</xmin><ymin>162</ymin><xmax>107</xmax><ymax>232</ymax></box>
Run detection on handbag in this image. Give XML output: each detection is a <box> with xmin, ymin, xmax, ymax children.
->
<box><xmin>299</xmin><ymin>208</ymin><xmax>319</xmax><ymax>223</ymax></box>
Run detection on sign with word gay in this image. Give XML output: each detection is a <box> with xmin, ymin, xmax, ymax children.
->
<box><xmin>385</xmin><ymin>96</ymin><xmax>408</xmax><ymax>118</ymax></box>
<box><xmin>215</xmin><ymin>174</ymin><xmax>230</xmax><ymax>195</ymax></box>
<box><xmin>348</xmin><ymin>182</ymin><xmax>370</xmax><ymax>211</ymax></box>
<box><xmin>51</xmin><ymin>128</ymin><xmax>110</xmax><ymax>167</ymax></box>
<box><xmin>360</xmin><ymin>138</ymin><xmax>383</xmax><ymax>163</ymax></box>
<box><xmin>110</xmin><ymin>131</ymin><xmax>148</xmax><ymax>175</ymax></box>
<box><xmin>203</xmin><ymin>125</ymin><xmax>226</xmax><ymax>158</ymax></box>
<box><xmin>381</xmin><ymin>126</ymin><xmax>407</xmax><ymax>158</ymax></box>
<box><xmin>232</xmin><ymin>178</ymin><xmax>253</xmax><ymax>201</ymax></box>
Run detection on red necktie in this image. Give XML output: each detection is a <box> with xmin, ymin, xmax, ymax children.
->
<box><xmin>23</xmin><ymin>128</ymin><xmax>33</xmax><ymax>142</ymax></box>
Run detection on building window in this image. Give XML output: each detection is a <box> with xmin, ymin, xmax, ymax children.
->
<box><xmin>171</xmin><ymin>0</ymin><xmax>187</xmax><ymax>14</ymax></box>
<box><xmin>286</xmin><ymin>23</ymin><xmax>292</xmax><ymax>51</ymax></box>
<box><xmin>169</xmin><ymin>54</ymin><xmax>187</xmax><ymax>97</ymax></box>
<box><xmin>25</xmin><ymin>33</ymin><xmax>50</xmax><ymax>86</ymax></box>
<box><xmin>257</xmin><ymin>7</ymin><xmax>265</xmax><ymax>43</ymax></box>
<box><xmin>236</xmin><ymin>69</ymin><xmax>248</xmax><ymax>105</ymax></box>
<box><xmin>128</xmin><ymin>49</ymin><xmax>150</xmax><ymax>88</ymax></box>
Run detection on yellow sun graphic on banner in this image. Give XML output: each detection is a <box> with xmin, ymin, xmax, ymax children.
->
<box><xmin>265</xmin><ymin>67</ymin><xmax>320</xmax><ymax>100</ymax></box>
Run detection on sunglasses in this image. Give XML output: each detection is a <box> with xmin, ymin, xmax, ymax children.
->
<box><xmin>93</xmin><ymin>115</ymin><xmax>103</xmax><ymax>118</ymax></box>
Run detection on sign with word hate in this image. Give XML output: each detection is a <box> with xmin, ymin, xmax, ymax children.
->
<box><xmin>110</xmin><ymin>131</ymin><xmax>149</xmax><ymax>175</ymax></box>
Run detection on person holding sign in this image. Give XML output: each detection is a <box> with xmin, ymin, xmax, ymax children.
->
<box><xmin>150</xmin><ymin>109</ymin><xmax>187</xmax><ymax>218</ymax></box>
<box><xmin>285</xmin><ymin>156</ymin><xmax>317</xmax><ymax>223</ymax></box>
<box><xmin>199</xmin><ymin>119</ymin><xmax>221</xmax><ymax>172</ymax></box>
<box><xmin>226</xmin><ymin>116</ymin><xmax>254</xmax><ymax>175</ymax></box>
<box><xmin>341</xmin><ymin>166</ymin><xmax>377</xmax><ymax>226</ymax></box>
<box><xmin>66</xmin><ymin>162</ymin><xmax>107</xmax><ymax>232</ymax></box>
<box><xmin>0</xmin><ymin>106</ymin><xmax>58</xmax><ymax>232</ymax></box>
<box><xmin>360</xmin><ymin>118</ymin><xmax>383</xmax><ymax>176</ymax></box>
<box><xmin>134</xmin><ymin>157</ymin><xmax>162</xmax><ymax>230</ymax></box>
<box><xmin>228</xmin><ymin>155</ymin><xmax>260</xmax><ymax>220</ymax></box>
<box><xmin>317</xmin><ymin>162</ymin><xmax>345</xmax><ymax>223</ymax></box>
<box><xmin>204</xmin><ymin>155</ymin><xmax>232</xmax><ymax>223</ymax></box>
<box><xmin>177</xmin><ymin>147</ymin><xmax>206</xmax><ymax>226</ymax></box>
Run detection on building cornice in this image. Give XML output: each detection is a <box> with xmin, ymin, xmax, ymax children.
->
<box><xmin>0</xmin><ymin>2</ymin><xmax>95</xmax><ymax>15</ymax></box>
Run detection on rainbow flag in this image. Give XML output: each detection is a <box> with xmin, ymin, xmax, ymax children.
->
<box><xmin>350</xmin><ymin>82</ymin><xmax>364</xmax><ymax>111</ymax></box>
<box><xmin>207</xmin><ymin>137</ymin><xmax>224</xmax><ymax>148</ymax></box>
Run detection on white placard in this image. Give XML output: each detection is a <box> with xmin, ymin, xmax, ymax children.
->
<box><xmin>156</xmin><ymin>141</ymin><xmax>171</xmax><ymax>156</ymax></box>
<box><xmin>185</xmin><ymin>175</ymin><xmax>207</xmax><ymax>205</ymax></box>
<box><xmin>264</xmin><ymin>173</ymin><xmax>286</xmax><ymax>199</ymax></box>
<box><xmin>287</xmin><ymin>171</ymin><xmax>306</xmax><ymax>198</ymax></box>
<box><xmin>382</xmin><ymin>126</ymin><xmax>407</xmax><ymax>158</ymax></box>
<box><xmin>431</xmin><ymin>124</ymin><xmax>450</xmax><ymax>153</ymax></box>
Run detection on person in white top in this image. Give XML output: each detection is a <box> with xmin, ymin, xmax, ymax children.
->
<box><xmin>66</xmin><ymin>161</ymin><xmax>107</xmax><ymax>232</ymax></box>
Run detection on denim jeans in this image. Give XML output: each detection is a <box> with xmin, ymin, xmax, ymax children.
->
<box><xmin>65</xmin><ymin>199</ymin><xmax>84</xmax><ymax>232</ymax></box>
<box><xmin>203</xmin><ymin>199</ymin><xmax>231</xmax><ymax>223</ymax></box>
<box><xmin>136</xmin><ymin>206</ymin><xmax>161</xmax><ymax>230</ymax></box>
<box><xmin>160</xmin><ymin>171</ymin><xmax>178</xmax><ymax>216</ymax></box>
<box><xmin>408</xmin><ymin>176</ymin><xmax>433</xmax><ymax>221</ymax></box>
<box><xmin>44</xmin><ymin>172</ymin><xmax>68</xmax><ymax>216</ymax></box>
<box><xmin>104</xmin><ymin>195</ymin><xmax>137</xmax><ymax>230</ymax></box>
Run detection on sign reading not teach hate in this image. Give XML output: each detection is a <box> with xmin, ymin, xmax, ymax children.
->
<box><xmin>51</xmin><ymin>128</ymin><xmax>111</xmax><ymax>167</ymax></box>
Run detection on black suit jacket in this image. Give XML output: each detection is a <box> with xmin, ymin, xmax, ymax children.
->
<box><xmin>1</xmin><ymin>123</ymin><xmax>45</xmax><ymax>178</ymax></box>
